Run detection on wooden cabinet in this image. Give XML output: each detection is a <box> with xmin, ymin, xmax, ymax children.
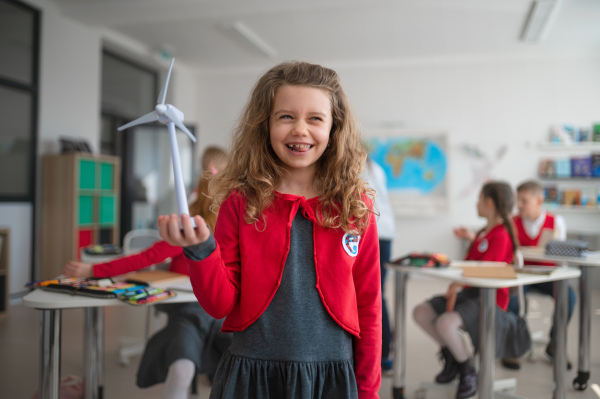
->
<box><xmin>41</xmin><ymin>154</ymin><xmax>120</xmax><ymax>279</ymax></box>
<box><xmin>0</xmin><ymin>228</ymin><xmax>10</xmax><ymax>318</ymax></box>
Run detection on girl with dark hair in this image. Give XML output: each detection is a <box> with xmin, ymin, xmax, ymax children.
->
<box><xmin>413</xmin><ymin>181</ymin><xmax>518</xmax><ymax>399</ymax></box>
<box><xmin>158</xmin><ymin>61</ymin><xmax>381</xmax><ymax>399</ymax></box>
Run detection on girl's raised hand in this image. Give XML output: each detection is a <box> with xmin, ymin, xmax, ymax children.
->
<box><xmin>158</xmin><ymin>213</ymin><xmax>211</xmax><ymax>247</ymax></box>
<box><xmin>453</xmin><ymin>226</ymin><xmax>475</xmax><ymax>242</ymax></box>
<box><xmin>63</xmin><ymin>260</ymin><xmax>93</xmax><ymax>278</ymax></box>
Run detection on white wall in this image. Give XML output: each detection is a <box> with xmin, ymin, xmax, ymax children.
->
<box><xmin>2</xmin><ymin>0</ymin><xmax>200</xmax><ymax>294</ymax></box>
<box><xmin>195</xmin><ymin>55</ymin><xmax>600</xmax><ymax>261</ymax></box>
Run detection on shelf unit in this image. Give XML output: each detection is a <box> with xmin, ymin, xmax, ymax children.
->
<box><xmin>41</xmin><ymin>154</ymin><xmax>120</xmax><ymax>280</ymax></box>
<box><xmin>0</xmin><ymin>228</ymin><xmax>10</xmax><ymax>318</ymax></box>
<box><xmin>538</xmin><ymin>142</ymin><xmax>600</xmax><ymax>151</ymax></box>
<box><xmin>539</xmin><ymin>142</ymin><xmax>600</xmax><ymax>210</ymax></box>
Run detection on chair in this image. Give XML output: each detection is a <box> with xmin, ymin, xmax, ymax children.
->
<box><xmin>118</xmin><ymin>229</ymin><xmax>163</xmax><ymax>366</ymax></box>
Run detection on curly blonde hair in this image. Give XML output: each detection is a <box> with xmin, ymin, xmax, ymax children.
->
<box><xmin>210</xmin><ymin>61</ymin><xmax>374</xmax><ymax>234</ymax></box>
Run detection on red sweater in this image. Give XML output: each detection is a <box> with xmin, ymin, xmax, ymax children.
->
<box><xmin>465</xmin><ymin>224</ymin><xmax>514</xmax><ymax>310</ymax></box>
<box><xmin>187</xmin><ymin>191</ymin><xmax>382</xmax><ymax>399</ymax></box>
<box><xmin>93</xmin><ymin>241</ymin><xmax>187</xmax><ymax>277</ymax></box>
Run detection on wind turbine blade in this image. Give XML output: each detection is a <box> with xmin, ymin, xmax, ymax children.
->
<box><xmin>163</xmin><ymin>108</ymin><xmax>197</xmax><ymax>142</ymax></box>
<box><xmin>157</xmin><ymin>58</ymin><xmax>175</xmax><ymax>105</ymax></box>
<box><xmin>117</xmin><ymin>111</ymin><xmax>159</xmax><ymax>131</ymax></box>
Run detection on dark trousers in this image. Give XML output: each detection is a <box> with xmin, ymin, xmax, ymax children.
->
<box><xmin>507</xmin><ymin>281</ymin><xmax>576</xmax><ymax>340</ymax></box>
<box><xmin>379</xmin><ymin>239</ymin><xmax>392</xmax><ymax>362</ymax></box>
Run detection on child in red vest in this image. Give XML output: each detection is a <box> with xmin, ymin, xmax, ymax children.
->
<box><xmin>503</xmin><ymin>180</ymin><xmax>576</xmax><ymax>370</ymax></box>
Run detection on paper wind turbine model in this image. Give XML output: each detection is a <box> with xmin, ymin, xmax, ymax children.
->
<box><xmin>118</xmin><ymin>58</ymin><xmax>197</xmax><ymax>227</ymax></box>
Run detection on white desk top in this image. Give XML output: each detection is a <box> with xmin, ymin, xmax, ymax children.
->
<box><xmin>23</xmin><ymin>288</ymin><xmax>197</xmax><ymax>310</ymax></box>
<box><xmin>520</xmin><ymin>247</ymin><xmax>600</xmax><ymax>267</ymax></box>
<box><xmin>386</xmin><ymin>264</ymin><xmax>581</xmax><ymax>288</ymax></box>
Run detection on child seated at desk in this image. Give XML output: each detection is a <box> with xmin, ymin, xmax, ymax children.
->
<box><xmin>62</xmin><ymin>147</ymin><xmax>231</xmax><ymax>399</ymax></box>
<box><xmin>504</xmin><ymin>179</ymin><xmax>576</xmax><ymax>370</ymax></box>
<box><xmin>413</xmin><ymin>181</ymin><xmax>518</xmax><ymax>399</ymax></box>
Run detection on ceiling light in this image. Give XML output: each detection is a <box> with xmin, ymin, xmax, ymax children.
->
<box><xmin>226</xmin><ymin>21</ymin><xmax>277</xmax><ymax>58</ymax></box>
<box><xmin>521</xmin><ymin>0</ymin><xmax>562</xmax><ymax>42</ymax></box>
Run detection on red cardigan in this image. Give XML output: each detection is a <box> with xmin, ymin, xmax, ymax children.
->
<box><xmin>93</xmin><ymin>241</ymin><xmax>187</xmax><ymax>277</ymax></box>
<box><xmin>465</xmin><ymin>224</ymin><xmax>514</xmax><ymax>310</ymax></box>
<box><xmin>187</xmin><ymin>191</ymin><xmax>382</xmax><ymax>399</ymax></box>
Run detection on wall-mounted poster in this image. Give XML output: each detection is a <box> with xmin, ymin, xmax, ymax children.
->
<box><xmin>366</xmin><ymin>130</ymin><xmax>449</xmax><ymax>216</ymax></box>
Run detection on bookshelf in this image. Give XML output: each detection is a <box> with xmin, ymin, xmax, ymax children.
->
<box><xmin>0</xmin><ymin>228</ymin><xmax>10</xmax><ymax>318</ymax></box>
<box><xmin>538</xmin><ymin>142</ymin><xmax>600</xmax><ymax>151</ymax></box>
<box><xmin>538</xmin><ymin>142</ymin><xmax>600</xmax><ymax>211</ymax></box>
<box><xmin>41</xmin><ymin>154</ymin><xmax>121</xmax><ymax>280</ymax></box>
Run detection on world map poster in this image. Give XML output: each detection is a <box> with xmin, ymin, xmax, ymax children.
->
<box><xmin>366</xmin><ymin>133</ymin><xmax>449</xmax><ymax>216</ymax></box>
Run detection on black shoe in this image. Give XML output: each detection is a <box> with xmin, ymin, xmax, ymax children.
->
<box><xmin>545</xmin><ymin>340</ymin><xmax>572</xmax><ymax>370</ymax></box>
<box><xmin>435</xmin><ymin>347</ymin><xmax>459</xmax><ymax>384</ymax></box>
<box><xmin>501</xmin><ymin>357</ymin><xmax>521</xmax><ymax>370</ymax></box>
<box><xmin>456</xmin><ymin>362</ymin><xmax>477</xmax><ymax>399</ymax></box>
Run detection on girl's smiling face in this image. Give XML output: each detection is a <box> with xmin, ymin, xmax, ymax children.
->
<box><xmin>269</xmin><ymin>85</ymin><xmax>333</xmax><ymax>176</ymax></box>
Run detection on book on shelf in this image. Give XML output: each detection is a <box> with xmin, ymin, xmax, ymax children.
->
<box><xmin>580</xmin><ymin>187</ymin><xmax>597</xmax><ymax>208</ymax></box>
<box><xmin>591</xmin><ymin>153</ymin><xmax>600</xmax><ymax>177</ymax></box>
<box><xmin>555</xmin><ymin>158</ymin><xmax>571</xmax><ymax>178</ymax></box>
<box><xmin>544</xmin><ymin>185</ymin><xmax>559</xmax><ymax>205</ymax></box>
<box><xmin>593</xmin><ymin>123</ymin><xmax>600</xmax><ymax>142</ymax></box>
<box><xmin>538</xmin><ymin>158</ymin><xmax>556</xmax><ymax>178</ymax></box>
<box><xmin>571</xmin><ymin>156</ymin><xmax>593</xmax><ymax>178</ymax></box>
<box><xmin>562</xmin><ymin>188</ymin><xmax>581</xmax><ymax>206</ymax></box>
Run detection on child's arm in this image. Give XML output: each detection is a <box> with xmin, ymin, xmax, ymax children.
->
<box><xmin>63</xmin><ymin>261</ymin><xmax>93</xmax><ymax>278</ymax></box>
<box><xmin>61</xmin><ymin>241</ymin><xmax>183</xmax><ymax>278</ymax></box>
<box><xmin>453</xmin><ymin>226</ymin><xmax>475</xmax><ymax>242</ymax></box>
<box><xmin>352</xmin><ymin>210</ymin><xmax>382</xmax><ymax>399</ymax></box>
<box><xmin>159</xmin><ymin>198</ymin><xmax>241</xmax><ymax>320</ymax></box>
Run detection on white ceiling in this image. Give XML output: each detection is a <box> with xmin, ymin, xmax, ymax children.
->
<box><xmin>52</xmin><ymin>0</ymin><xmax>600</xmax><ymax>72</ymax></box>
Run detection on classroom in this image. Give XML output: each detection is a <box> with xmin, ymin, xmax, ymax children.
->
<box><xmin>1</xmin><ymin>0</ymin><xmax>599</xmax><ymax>398</ymax></box>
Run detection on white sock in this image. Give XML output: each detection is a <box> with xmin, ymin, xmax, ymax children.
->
<box><xmin>161</xmin><ymin>358</ymin><xmax>196</xmax><ymax>399</ymax></box>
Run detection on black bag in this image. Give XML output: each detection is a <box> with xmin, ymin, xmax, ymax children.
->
<box><xmin>545</xmin><ymin>239</ymin><xmax>588</xmax><ymax>258</ymax></box>
<box><xmin>496</xmin><ymin>310</ymin><xmax>532</xmax><ymax>359</ymax></box>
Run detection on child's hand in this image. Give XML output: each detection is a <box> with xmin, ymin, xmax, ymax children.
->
<box><xmin>453</xmin><ymin>226</ymin><xmax>475</xmax><ymax>242</ymax></box>
<box><xmin>444</xmin><ymin>282</ymin><xmax>465</xmax><ymax>312</ymax></box>
<box><xmin>158</xmin><ymin>213</ymin><xmax>211</xmax><ymax>247</ymax></box>
<box><xmin>63</xmin><ymin>261</ymin><xmax>93</xmax><ymax>278</ymax></box>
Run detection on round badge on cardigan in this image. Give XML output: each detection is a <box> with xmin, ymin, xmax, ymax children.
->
<box><xmin>342</xmin><ymin>232</ymin><xmax>360</xmax><ymax>257</ymax></box>
<box><xmin>478</xmin><ymin>238</ymin><xmax>489</xmax><ymax>253</ymax></box>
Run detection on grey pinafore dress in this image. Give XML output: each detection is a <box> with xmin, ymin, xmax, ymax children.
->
<box><xmin>209</xmin><ymin>211</ymin><xmax>358</xmax><ymax>399</ymax></box>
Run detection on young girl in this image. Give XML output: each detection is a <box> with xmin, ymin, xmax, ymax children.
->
<box><xmin>63</xmin><ymin>147</ymin><xmax>231</xmax><ymax>399</ymax></box>
<box><xmin>413</xmin><ymin>181</ymin><xmax>517</xmax><ymax>399</ymax></box>
<box><xmin>158</xmin><ymin>61</ymin><xmax>382</xmax><ymax>399</ymax></box>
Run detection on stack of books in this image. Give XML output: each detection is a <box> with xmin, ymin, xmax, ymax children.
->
<box><xmin>543</xmin><ymin>185</ymin><xmax>598</xmax><ymax>208</ymax></box>
<box><xmin>538</xmin><ymin>153</ymin><xmax>600</xmax><ymax>179</ymax></box>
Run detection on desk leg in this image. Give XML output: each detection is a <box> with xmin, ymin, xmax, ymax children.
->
<box><xmin>479</xmin><ymin>288</ymin><xmax>495</xmax><ymax>399</ymax></box>
<box><xmin>39</xmin><ymin>309</ymin><xmax>61</xmax><ymax>399</ymax></box>
<box><xmin>84</xmin><ymin>308</ymin><xmax>104</xmax><ymax>399</ymax></box>
<box><xmin>574</xmin><ymin>266</ymin><xmax>591</xmax><ymax>391</ymax></box>
<box><xmin>554</xmin><ymin>279</ymin><xmax>568</xmax><ymax>399</ymax></box>
<box><xmin>392</xmin><ymin>270</ymin><xmax>407</xmax><ymax>399</ymax></box>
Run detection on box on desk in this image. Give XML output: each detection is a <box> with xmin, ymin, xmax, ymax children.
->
<box><xmin>460</xmin><ymin>264</ymin><xmax>517</xmax><ymax>279</ymax></box>
<box><xmin>125</xmin><ymin>269</ymin><xmax>192</xmax><ymax>291</ymax></box>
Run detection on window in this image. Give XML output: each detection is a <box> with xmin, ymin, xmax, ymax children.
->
<box><xmin>0</xmin><ymin>0</ymin><xmax>39</xmax><ymax>201</ymax></box>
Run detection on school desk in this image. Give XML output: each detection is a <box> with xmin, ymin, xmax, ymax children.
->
<box><xmin>520</xmin><ymin>247</ymin><xmax>600</xmax><ymax>391</ymax></box>
<box><xmin>386</xmin><ymin>263</ymin><xmax>581</xmax><ymax>399</ymax></box>
<box><xmin>23</xmin><ymin>287</ymin><xmax>197</xmax><ymax>399</ymax></box>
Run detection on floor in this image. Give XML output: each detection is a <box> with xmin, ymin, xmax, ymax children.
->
<box><xmin>1</xmin><ymin>276</ymin><xmax>599</xmax><ymax>399</ymax></box>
